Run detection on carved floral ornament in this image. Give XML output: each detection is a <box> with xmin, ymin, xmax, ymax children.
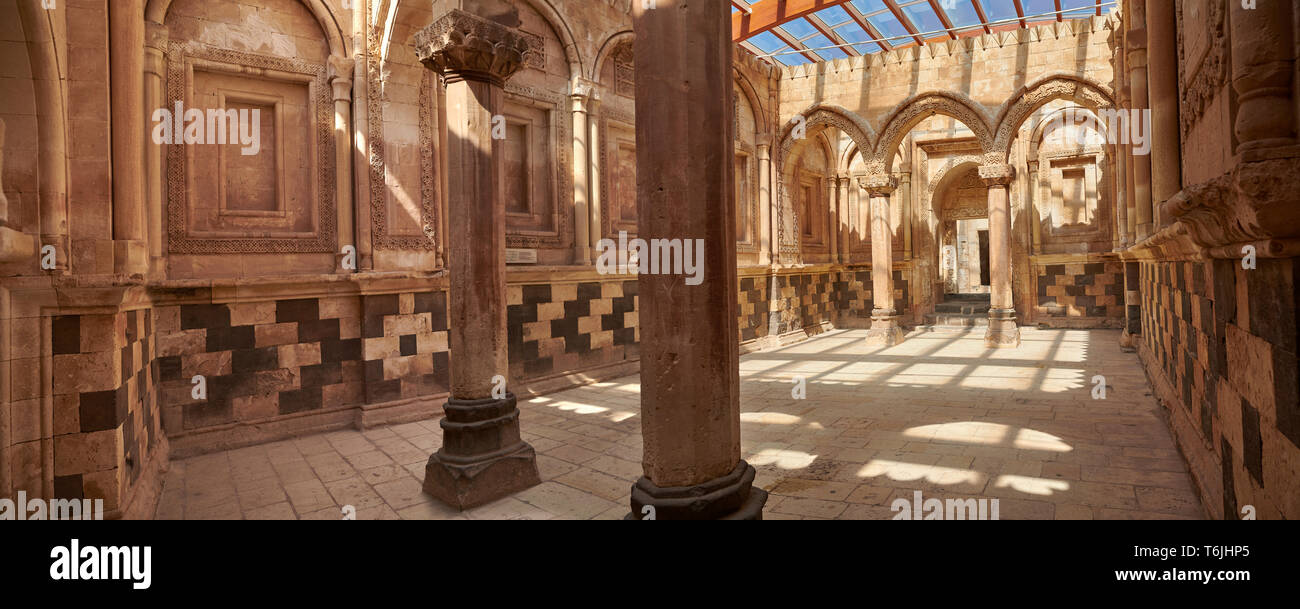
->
<box><xmin>859</xmin><ymin>174</ymin><xmax>898</xmax><ymax>197</ymax></box>
<box><xmin>1161</xmin><ymin>155</ymin><xmax>1300</xmax><ymax>255</ymax></box>
<box><xmin>413</xmin><ymin>10</ymin><xmax>533</xmax><ymax>83</ymax></box>
<box><xmin>978</xmin><ymin>164</ymin><xmax>1015</xmax><ymax>186</ymax></box>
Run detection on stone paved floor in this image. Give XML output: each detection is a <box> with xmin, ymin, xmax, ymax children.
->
<box><xmin>155</xmin><ymin>328</ymin><xmax>1205</xmax><ymax>520</ymax></box>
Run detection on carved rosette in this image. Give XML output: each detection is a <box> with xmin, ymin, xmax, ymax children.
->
<box><xmin>978</xmin><ymin>164</ymin><xmax>1015</xmax><ymax>187</ymax></box>
<box><xmin>859</xmin><ymin>174</ymin><xmax>897</xmax><ymax>197</ymax></box>
<box><xmin>413</xmin><ymin>10</ymin><xmax>532</xmax><ymax>85</ymax></box>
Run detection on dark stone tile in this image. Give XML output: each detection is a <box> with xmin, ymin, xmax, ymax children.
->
<box><xmin>362</xmin><ymin>294</ymin><xmax>400</xmax><ymax>317</ymax></box>
<box><xmin>400</xmin><ymin>334</ymin><xmax>417</xmax><ymax>357</ymax></box>
<box><xmin>53</xmin><ymin>474</ymin><xmax>84</xmax><ymax>500</ymax></box>
<box><xmin>233</xmin><ymin>347</ymin><xmax>279</xmax><ymax>374</ymax></box>
<box><xmin>52</xmin><ymin>315</ymin><xmax>80</xmax><ymax>355</ymax></box>
<box><xmin>564</xmin><ymin>299</ymin><xmax>590</xmax><ymax>319</ymax></box>
<box><xmin>1241</xmin><ymin>400</ymin><xmax>1264</xmax><ymax>486</ymax></box>
<box><xmin>181</xmin><ymin>304</ymin><xmax>230</xmax><ymax>330</ymax></box>
<box><xmin>279</xmin><ymin>387</ymin><xmax>322</xmax><ymax>415</ymax></box>
<box><xmin>366</xmin><ymin>379</ymin><xmax>402</xmax><ymax>404</ymax></box>
<box><xmin>577</xmin><ymin>282</ymin><xmax>602</xmax><ymax>301</ymax></box>
<box><xmin>298</xmin><ymin>319</ymin><xmax>341</xmax><ymax>343</ymax></box>
<box><xmin>522</xmin><ymin>284</ymin><xmax>551</xmax><ymax>305</ymax></box>
<box><xmin>206</xmin><ymin>326</ymin><xmax>255</xmax><ymax>352</ymax></box>
<box><xmin>321</xmin><ymin>338</ymin><xmax>361</xmax><ymax>363</ymax></box>
<box><xmin>125</xmin><ymin>312</ymin><xmax>138</xmax><ymax>343</ymax></box>
<box><xmin>364</xmin><ymin>359</ymin><xmax>386</xmax><ymax>383</ymax></box>
<box><xmin>276</xmin><ymin>299</ymin><xmax>320</xmax><ymax>323</ymax></box>
<box><xmin>1221</xmin><ymin>438</ymin><xmax>1238</xmax><ymax>519</ymax></box>
<box><xmin>301</xmin><ymin>362</ymin><xmax>343</xmax><ymax>388</ymax></box>
<box><xmin>362</xmin><ymin>315</ymin><xmax>386</xmax><ymax>339</ymax></box>
<box><xmin>79</xmin><ymin>390</ymin><xmax>120</xmax><ymax>433</ymax></box>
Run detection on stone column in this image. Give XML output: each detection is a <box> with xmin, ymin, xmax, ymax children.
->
<box><xmin>1145</xmin><ymin>0</ymin><xmax>1181</xmax><ymax>226</ymax></box>
<box><xmin>413</xmin><ymin>9</ymin><xmax>540</xmax><ymax>509</ymax></box>
<box><xmin>899</xmin><ymin>171</ymin><xmax>912</xmax><ymax>261</ymax></box>
<box><xmin>827</xmin><ymin>176</ymin><xmax>839</xmax><ymax>262</ymax></box>
<box><xmin>1125</xmin><ymin>0</ymin><xmax>1153</xmax><ymax>241</ymax></box>
<box><xmin>629</xmin><ymin>0</ymin><xmax>765</xmax><ymax>520</ymax></box>
<box><xmin>846</xmin><ymin>173</ymin><xmax>859</xmax><ymax>262</ymax></box>
<box><xmin>329</xmin><ymin>56</ymin><xmax>356</xmax><ymax>272</ymax></box>
<box><xmin>757</xmin><ymin>142</ymin><xmax>772</xmax><ymax>265</ymax></box>
<box><xmin>109</xmin><ymin>0</ymin><xmax>147</xmax><ymax>274</ymax></box>
<box><xmin>1229</xmin><ymin>0</ymin><xmax>1296</xmax><ymax>152</ymax></box>
<box><xmin>980</xmin><ymin>164</ymin><xmax>1020</xmax><ymax>348</ymax></box>
<box><xmin>836</xmin><ymin>176</ymin><xmax>849</xmax><ymax>263</ymax></box>
<box><xmin>862</xmin><ymin>174</ymin><xmax>905</xmax><ymax>346</ymax></box>
<box><xmin>571</xmin><ymin>78</ymin><xmax>596</xmax><ymax>265</ymax></box>
<box><xmin>588</xmin><ymin>93</ymin><xmax>603</xmax><ymax>257</ymax></box>
<box><xmin>144</xmin><ymin>23</ymin><xmax>168</xmax><ymax>274</ymax></box>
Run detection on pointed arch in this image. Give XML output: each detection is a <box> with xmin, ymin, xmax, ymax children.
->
<box><xmin>991</xmin><ymin>73</ymin><xmax>1116</xmax><ymax>162</ymax></box>
<box><xmin>145</xmin><ymin>0</ymin><xmax>349</xmax><ymax>58</ymax></box>
<box><xmin>870</xmin><ymin>91</ymin><xmax>994</xmax><ymax>173</ymax></box>
<box><xmin>777</xmin><ymin>103</ymin><xmax>876</xmax><ymax>171</ymax></box>
<box><xmin>594</xmin><ymin>30</ymin><xmax>633</xmax><ymax>82</ymax></box>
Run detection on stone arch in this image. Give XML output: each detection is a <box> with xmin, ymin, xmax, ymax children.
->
<box><xmin>927</xmin><ymin>156</ymin><xmax>985</xmax><ymax>195</ymax></box>
<box><xmin>774</xmin><ymin>123</ymin><xmax>838</xmax><ymax>261</ymax></box>
<box><xmin>5</xmin><ymin>0</ymin><xmax>69</xmax><ymax>265</ymax></box>
<box><xmin>733</xmin><ymin>68</ymin><xmax>767</xmax><ymax>136</ymax></box>
<box><xmin>1025</xmin><ymin>104</ymin><xmax>1112</xmax><ymax>157</ymax></box>
<box><xmin>145</xmin><ymin>0</ymin><xmax>348</xmax><ymax>58</ymax></box>
<box><xmin>516</xmin><ymin>0</ymin><xmax>585</xmax><ymax>79</ymax></box>
<box><xmin>991</xmin><ymin>73</ymin><xmax>1116</xmax><ymax>162</ymax></box>
<box><xmin>777</xmin><ymin>103</ymin><xmax>876</xmax><ymax>169</ymax></box>
<box><xmin>870</xmin><ymin>91</ymin><xmax>995</xmax><ymax>173</ymax></box>
<box><xmin>593</xmin><ymin>30</ymin><xmax>633</xmax><ymax>81</ymax></box>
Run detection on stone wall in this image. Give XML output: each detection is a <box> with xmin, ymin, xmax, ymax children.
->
<box><xmin>1138</xmin><ymin>258</ymin><xmax>1299</xmax><ymax>520</ymax></box>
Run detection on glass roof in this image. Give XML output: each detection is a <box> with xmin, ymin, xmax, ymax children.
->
<box><xmin>734</xmin><ymin>0</ymin><xmax>1112</xmax><ymax>66</ymax></box>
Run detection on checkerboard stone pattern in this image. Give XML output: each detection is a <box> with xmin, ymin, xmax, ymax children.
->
<box><xmin>1139</xmin><ymin>258</ymin><xmax>1300</xmax><ymax>520</ymax></box>
<box><xmin>43</xmin><ymin>309</ymin><xmax>159</xmax><ymax>512</ymax></box>
<box><xmin>1036</xmin><ymin>261</ymin><xmax>1125</xmax><ymax>320</ymax></box>
<box><xmin>766</xmin><ymin>272</ymin><xmax>840</xmax><ymax>336</ymax></box>
<box><xmin>835</xmin><ymin>268</ymin><xmax>908</xmax><ymax>321</ymax></box>
<box><xmin>155</xmin><ymin>292</ymin><xmax>450</xmax><ymax>434</ymax></box>
<box><xmin>738</xmin><ymin>275</ymin><xmax>771</xmax><ymax>343</ymax></box>
<box><xmin>507</xmin><ymin>280</ymin><xmax>639</xmax><ymax>381</ymax></box>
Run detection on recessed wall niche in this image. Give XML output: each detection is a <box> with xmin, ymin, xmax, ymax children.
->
<box><xmin>165</xmin><ymin>43</ymin><xmax>336</xmax><ymax>255</ymax></box>
<box><xmin>502</xmin><ymin>86</ymin><xmax>567</xmax><ymax>249</ymax></box>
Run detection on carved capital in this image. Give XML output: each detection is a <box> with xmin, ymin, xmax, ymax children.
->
<box><xmin>413</xmin><ymin>9</ymin><xmax>532</xmax><ymax>85</ymax></box>
<box><xmin>570</xmin><ymin>77</ymin><xmax>599</xmax><ymax>101</ymax></box>
<box><xmin>145</xmin><ymin>22</ymin><xmax>169</xmax><ymax>51</ymax></box>
<box><xmin>859</xmin><ymin>174</ymin><xmax>897</xmax><ymax>197</ymax></box>
<box><xmin>978</xmin><ymin>164</ymin><xmax>1015</xmax><ymax>186</ymax></box>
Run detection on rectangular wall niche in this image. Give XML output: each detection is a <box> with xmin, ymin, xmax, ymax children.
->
<box><xmin>166</xmin><ymin>44</ymin><xmax>336</xmax><ymax>254</ymax></box>
<box><xmin>502</xmin><ymin>86</ymin><xmax>568</xmax><ymax>250</ymax></box>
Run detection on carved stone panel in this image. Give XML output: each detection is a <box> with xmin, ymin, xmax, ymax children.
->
<box><xmin>165</xmin><ymin>43</ymin><xmax>336</xmax><ymax>254</ymax></box>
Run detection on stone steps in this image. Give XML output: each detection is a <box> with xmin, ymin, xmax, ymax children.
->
<box><xmin>921</xmin><ymin>295</ymin><xmax>991</xmax><ymax>331</ymax></box>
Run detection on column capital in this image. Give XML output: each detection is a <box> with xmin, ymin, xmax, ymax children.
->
<box><xmin>978</xmin><ymin>164</ymin><xmax>1016</xmax><ymax>186</ymax></box>
<box><xmin>859</xmin><ymin>174</ymin><xmax>897</xmax><ymax>196</ymax></box>
<box><xmin>414</xmin><ymin>9</ymin><xmax>532</xmax><ymax>85</ymax></box>
<box><xmin>570</xmin><ymin>77</ymin><xmax>600</xmax><ymax>102</ymax></box>
<box><xmin>144</xmin><ymin>22</ymin><xmax>169</xmax><ymax>51</ymax></box>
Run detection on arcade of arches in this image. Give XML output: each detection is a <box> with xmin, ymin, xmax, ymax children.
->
<box><xmin>0</xmin><ymin>0</ymin><xmax>1296</xmax><ymax>520</ymax></box>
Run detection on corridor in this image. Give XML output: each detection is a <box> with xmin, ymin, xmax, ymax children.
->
<box><xmin>157</xmin><ymin>328</ymin><xmax>1201</xmax><ymax>520</ymax></box>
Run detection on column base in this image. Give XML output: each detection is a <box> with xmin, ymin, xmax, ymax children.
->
<box><xmin>864</xmin><ymin>310</ymin><xmax>906</xmax><ymax>346</ymax></box>
<box><xmin>1119</xmin><ymin>329</ymin><xmax>1137</xmax><ymax>353</ymax></box>
<box><xmin>984</xmin><ymin>308</ymin><xmax>1021</xmax><ymax>348</ymax></box>
<box><xmin>422</xmin><ymin>393</ymin><xmax>541</xmax><ymax>510</ymax></box>
<box><xmin>626</xmin><ymin>460</ymin><xmax>768</xmax><ymax>520</ymax></box>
